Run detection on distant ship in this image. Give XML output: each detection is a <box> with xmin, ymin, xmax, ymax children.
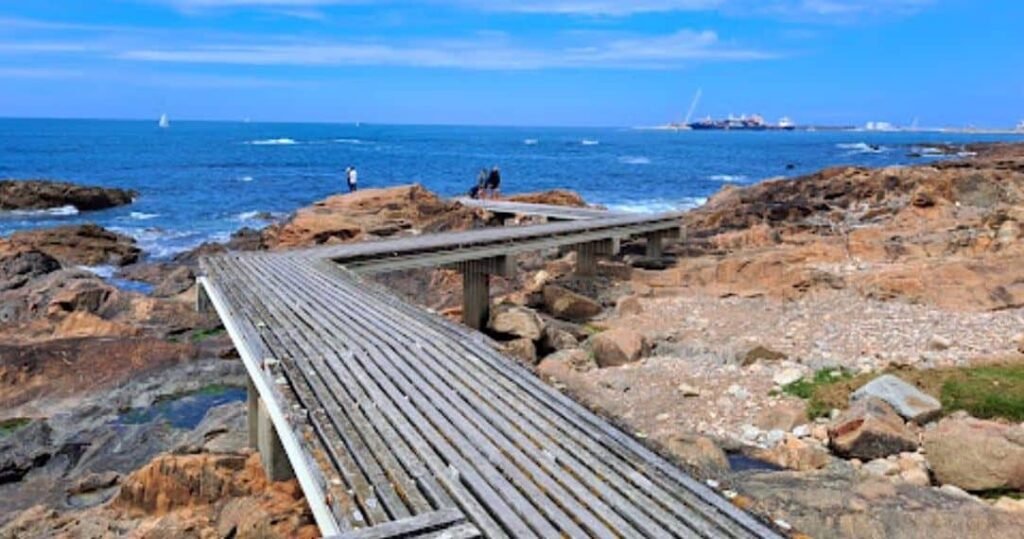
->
<box><xmin>158</xmin><ymin>113</ymin><xmax>170</xmax><ymax>129</ymax></box>
<box><xmin>687</xmin><ymin>114</ymin><xmax>796</xmax><ymax>131</ymax></box>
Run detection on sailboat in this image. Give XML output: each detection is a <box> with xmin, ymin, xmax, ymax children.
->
<box><xmin>158</xmin><ymin>113</ymin><xmax>170</xmax><ymax>129</ymax></box>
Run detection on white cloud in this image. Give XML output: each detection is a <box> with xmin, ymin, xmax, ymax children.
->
<box><xmin>117</xmin><ymin>29</ymin><xmax>774</xmax><ymax>69</ymax></box>
<box><xmin>0</xmin><ymin>67</ymin><xmax>84</xmax><ymax>79</ymax></box>
<box><xmin>151</xmin><ymin>0</ymin><xmax>932</xmax><ymax>17</ymax></box>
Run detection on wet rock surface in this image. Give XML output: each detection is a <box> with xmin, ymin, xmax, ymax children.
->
<box><xmin>4</xmin><ymin>224</ymin><xmax>141</xmax><ymax>266</ymax></box>
<box><xmin>0</xmin><ymin>179</ymin><xmax>135</xmax><ymax>212</ymax></box>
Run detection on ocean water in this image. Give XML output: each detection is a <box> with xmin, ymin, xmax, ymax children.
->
<box><xmin>1</xmin><ymin>118</ymin><xmax>1020</xmax><ymax>259</ymax></box>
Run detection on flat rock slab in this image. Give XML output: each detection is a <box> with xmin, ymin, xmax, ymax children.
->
<box><xmin>850</xmin><ymin>374</ymin><xmax>941</xmax><ymax>424</ymax></box>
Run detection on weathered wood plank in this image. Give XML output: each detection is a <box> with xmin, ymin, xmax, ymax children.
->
<box><xmin>199</xmin><ymin>209</ymin><xmax>782</xmax><ymax>539</ymax></box>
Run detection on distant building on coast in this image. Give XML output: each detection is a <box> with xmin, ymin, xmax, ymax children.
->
<box><xmin>864</xmin><ymin>121</ymin><xmax>897</xmax><ymax>132</ymax></box>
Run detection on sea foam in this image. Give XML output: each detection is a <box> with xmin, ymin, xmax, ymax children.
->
<box><xmin>8</xmin><ymin>205</ymin><xmax>79</xmax><ymax>216</ymax></box>
<box><xmin>709</xmin><ymin>174</ymin><xmax>748</xmax><ymax>182</ymax></box>
<box><xmin>581</xmin><ymin>139</ymin><xmax>600</xmax><ymax>146</ymax></box>
<box><xmin>129</xmin><ymin>211</ymin><xmax>159</xmax><ymax>220</ymax></box>
<box><xmin>837</xmin><ymin>142</ymin><xmax>886</xmax><ymax>154</ymax></box>
<box><xmin>619</xmin><ymin>156</ymin><xmax>651</xmax><ymax>165</ymax></box>
<box><xmin>606</xmin><ymin>197</ymin><xmax>707</xmax><ymax>213</ymax></box>
<box><xmin>524</xmin><ymin>139</ymin><xmax>539</xmax><ymax>145</ymax></box>
<box><xmin>247</xmin><ymin>138</ymin><xmax>297</xmax><ymax>145</ymax></box>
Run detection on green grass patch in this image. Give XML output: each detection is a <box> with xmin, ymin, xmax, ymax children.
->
<box><xmin>189</xmin><ymin>326</ymin><xmax>226</xmax><ymax>343</ymax></box>
<box><xmin>781</xmin><ymin>368</ymin><xmax>854</xmax><ymax>418</ymax></box>
<box><xmin>941</xmin><ymin>364</ymin><xmax>1024</xmax><ymax>421</ymax></box>
<box><xmin>780</xmin><ymin>362</ymin><xmax>1024</xmax><ymax>422</ymax></box>
<box><xmin>0</xmin><ymin>417</ymin><xmax>31</xmax><ymax>437</ymax></box>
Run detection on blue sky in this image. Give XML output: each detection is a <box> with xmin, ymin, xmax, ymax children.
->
<box><xmin>0</xmin><ymin>0</ymin><xmax>1020</xmax><ymax>127</ymax></box>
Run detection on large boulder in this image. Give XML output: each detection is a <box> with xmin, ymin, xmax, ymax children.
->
<box><xmin>488</xmin><ymin>304</ymin><xmax>544</xmax><ymax>341</ymax></box>
<box><xmin>152</xmin><ymin>266</ymin><xmax>195</xmax><ymax>298</ymax></box>
<box><xmin>6</xmin><ymin>224</ymin><xmax>141</xmax><ymax>266</ymax></box>
<box><xmin>589</xmin><ymin>328</ymin><xmax>647</xmax><ymax>368</ymax></box>
<box><xmin>264</xmin><ymin>184</ymin><xmax>490</xmax><ymax>249</ymax></box>
<box><xmin>0</xmin><ymin>180</ymin><xmax>135</xmax><ymax>211</ymax></box>
<box><xmin>923</xmin><ymin>416</ymin><xmax>1024</xmax><ymax>491</ymax></box>
<box><xmin>501</xmin><ymin>338</ymin><xmax>537</xmax><ymax>364</ymax></box>
<box><xmin>851</xmin><ymin>374</ymin><xmax>942</xmax><ymax>424</ymax></box>
<box><xmin>736</xmin><ymin>467</ymin><xmax>1024</xmax><ymax>539</ymax></box>
<box><xmin>505</xmin><ymin>190</ymin><xmax>586</xmax><ymax>208</ymax></box>
<box><xmin>542</xmin><ymin>285</ymin><xmax>602</xmax><ymax>321</ymax></box>
<box><xmin>753</xmin><ymin>434</ymin><xmax>831</xmax><ymax>471</ymax></box>
<box><xmin>829</xmin><ymin>397</ymin><xmax>919</xmax><ymax>460</ymax></box>
<box><xmin>0</xmin><ymin>248</ymin><xmax>60</xmax><ymax>291</ymax></box>
<box><xmin>664</xmin><ymin>433</ymin><xmax>730</xmax><ymax>473</ymax></box>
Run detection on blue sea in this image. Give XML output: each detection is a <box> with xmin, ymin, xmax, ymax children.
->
<box><xmin>1</xmin><ymin>118</ymin><xmax>1020</xmax><ymax>259</ymax></box>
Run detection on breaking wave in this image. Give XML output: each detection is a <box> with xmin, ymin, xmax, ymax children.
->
<box><xmin>7</xmin><ymin>205</ymin><xmax>79</xmax><ymax>216</ymax></box>
<box><xmin>238</xmin><ymin>175</ymin><xmax>254</xmax><ymax>182</ymax></box>
<box><xmin>837</xmin><ymin>142</ymin><xmax>887</xmax><ymax>154</ymax></box>
<box><xmin>709</xmin><ymin>174</ymin><xmax>748</xmax><ymax>182</ymax></box>
<box><xmin>606</xmin><ymin>197</ymin><xmax>707</xmax><ymax>213</ymax></box>
<box><xmin>524</xmin><ymin>139</ymin><xmax>539</xmax><ymax>145</ymax></box>
<box><xmin>618</xmin><ymin>156</ymin><xmax>651</xmax><ymax>165</ymax></box>
<box><xmin>581</xmin><ymin>139</ymin><xmax>600</xmax><ymax>146</ymax></box>
<box><xmin>247</xmin><ymin>138</ymin><xmax>297</xmax><ymax>146</ymax></box>
<box><xmin>129</xmin><ymin>212</ymin><xmax>159</xmax><ymax>220</ymax></box>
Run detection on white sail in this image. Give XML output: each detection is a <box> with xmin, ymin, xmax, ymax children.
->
<box><xmin>158</xmin><ymin>113</ymin><xmax>169</xmax><ymax>128</ymax></box>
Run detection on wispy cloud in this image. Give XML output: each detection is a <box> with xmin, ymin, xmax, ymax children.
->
<box><xmin>0</xmin><ymin>67</ymin><xmax>84</xmax><ymax>79</ymax></box>
<box><xmin>117</xmin><ymin>30</ymin><xmax>775</xmax><ymax>69</ymax></box>
<box><xmin>150</xmin><ymin>0</ymin><xmax>933</xmax><ymax>18</ymax></box>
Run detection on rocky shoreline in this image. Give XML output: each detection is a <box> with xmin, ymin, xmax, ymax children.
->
<box><xmin>2</xmin><ymin>145</ymin><xmax>1024</xmax><ymax>537</ymax></box>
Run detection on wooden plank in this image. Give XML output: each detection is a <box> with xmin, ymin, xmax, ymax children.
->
<box><xmin>333</xmin><ymin>264</ymin><xmax>774</xmax><ymax>538</ymax></box>
<box><xmin>334</xmin><ymin>508</ymin><xmax>467</xmax><ymax>539</ymax></box>
<box><xmin>282</xmin><ymin>258</ymin><xmax>623</xmax><ymax>539</ymax></box>
<box><xmin>199</xmin><ymin>206</ymin><xmax>782</xmax><ymax>539</ymax></box>
<box><xmin>196</xmin><ymin>271</ymin><xmax>344</xmax><ymax>536</ymax></box>
<box><xmin>253</xmin><ymin>256</ymin><xmax>567</xmax><ymax>537</ymax></box>
<box><xmin>307</xmin><ymin>262</ymin><xmax>714</xmax><ymax>538</ymax></box>
<box><xmin>215</xmin><ymin>259</ymin><xmax>411</xmax><ymax>526</ymax></box>
<box><xmin>453</xmin><ymin>198</ymin><xmax>623</xmax><ymax>220</ymax></box>
<box><xmin>228</xmin><ymin>257</ymin><xmax>517</xmax><ymax>538</ymax></box>
<box><xmin>205</xmin><ymin>258</ymin><xmax>362</xmax><ymax>527</ymax></box>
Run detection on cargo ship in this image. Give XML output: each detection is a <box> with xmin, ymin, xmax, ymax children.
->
<box><xmin>687</xmin><ymin>114</ymin><xmax>796</xmax><ymax>131</ymax></box>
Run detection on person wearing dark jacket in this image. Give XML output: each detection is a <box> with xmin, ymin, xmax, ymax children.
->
<box><xmin>485</xmin><ymin>166</ymin><xmax>501</xmax><ymax>199</ymax></box>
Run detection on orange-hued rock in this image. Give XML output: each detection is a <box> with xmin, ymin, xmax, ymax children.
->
<box><xmin>1</xmin><ymin>452</ymin><xmax>317</xmax><ymax>539</ymax></box>
<box><xmin>264</xmin><ymin>184</ymin><xmax>492</xmax><ymax>249</ymax></box>
<box><xmin>505</xmin><ymin>189</ymin><xmax>587</xmax><ymax>207</ymax></box>
<box><xmin>664</xmin><ymin>145</ymin><xmax>1024</xmax><ymax>311</ymax></box>
<box><xmin>114</xmin><ymin>453</ymin><xmax>316</xmax><ymax>537</ymax></box>
<box><xmin>6</xmin><ymin>223</ymin><xmax>141</xmax><ymax>266</ymax></box>
<box><xmin>0</xmin><ymin>337</ymin><xmax>196</xmax><ymax>410</ymax></box>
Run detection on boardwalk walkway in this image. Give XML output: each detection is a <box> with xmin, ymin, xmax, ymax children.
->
<box><xmin>199</xmin><ymin>205</ymin><xmax>779</xmax><ymax>538</ymax></box>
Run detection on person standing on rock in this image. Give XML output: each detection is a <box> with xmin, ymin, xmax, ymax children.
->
<box><xmin>485</xmin><ymin>166</ymin><xmax>501</xmax><ymax>199</ymax></box>
<box><xmin>346</xmin><ymin>166</ymin><xmax>358</xmax><ymax>193</ymax></box>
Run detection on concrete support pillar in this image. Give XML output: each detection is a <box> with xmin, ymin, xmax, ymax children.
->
<box><xmin>451</xmin><ymin>256</ymin><xmax>515</xmax><ymax>330</ymax></box>
<box><xmin>196</xmin><ymin>282</ymin><xmax>213</xmax><ymax>313</ymax></box>
<box><xmin>257</xmin><ymin>398</ymin><xmax>295</xmax><ymax>482</ymax></box>
<box><xmin>246</xmin><ymin>377</ymin><xmax>259</xmax><ymax>448</ymax></box>
<box><xmin>645</xmin><ymin>231</ymin><xmax>664</xmax><ymax>258</ymax></box>
<box><xmin>573</xmin><ymin>238</ymin><xmax>619</xmax><ymax>276</ymax></box>
<box><xmin>462</xmin><ymin>270</ymin><xmax>490</xmax><ymax>331</ymax></box>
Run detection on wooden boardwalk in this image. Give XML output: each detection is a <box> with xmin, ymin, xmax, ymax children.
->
<box><xmin>199</xmin><ymin>207</ymin><xmax>780</xmax><ymax>539</ymax></box>
<box><xmin>453</xmin><ymin>198</ymin><xmax>627</xmax><ymax>221</ymax></box>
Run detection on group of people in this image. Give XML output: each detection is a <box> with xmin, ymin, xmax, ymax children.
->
<box><xmin>342</xmin><ymin>164</ymin><xmax>502</xmax><ymax>198</ymax></box>
<box><xmin>468</xmin><ymin>166</ymin><xmax>501</xmax><ymax>199</ymax></box>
